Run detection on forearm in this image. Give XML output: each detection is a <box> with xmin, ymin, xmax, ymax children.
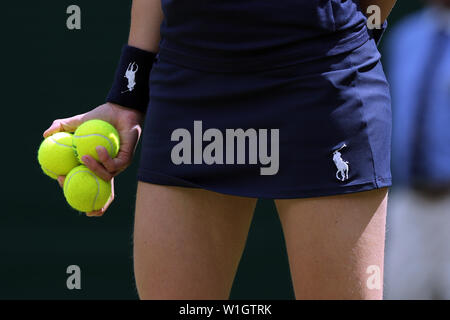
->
<box><xmin>360</xmin><ymin>0</ymin><xmax>397</xmax><ymax>23</ymax></box>
<box><xmin>128</xmin><ymin>0</ymin><xmax>164</xmax><ymax>53</ymax></box>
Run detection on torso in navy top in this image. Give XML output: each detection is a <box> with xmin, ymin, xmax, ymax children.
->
<box><xmin>158</xmin><ymin>0</ymin><xmax>371</xmax><ymax>72</ymax></box>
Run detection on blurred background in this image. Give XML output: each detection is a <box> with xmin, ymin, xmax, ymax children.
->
<box><xmin>2</xmin><ymin>0</ymin><xmax>441</xmax><ymax>299</ymax></box>
<box><xmin>383</xmin><ymin>0</ymin><xmax>450</xmax><ymax>300</ymax></box>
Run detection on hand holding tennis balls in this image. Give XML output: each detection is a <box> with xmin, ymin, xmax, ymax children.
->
<box><xmin>39</xmin><ymin>120</ymin><xmax>118</xmax><ymax>214</ymax></box>
<box><xmin>73</xmin><ymin>119</ymin><xmax>120</xmax><ymax>163</ymax></box>
<box><xmin>43</xmin><ymin>103</ymin><xmax>144</xmax><ymax>216</ymax></box>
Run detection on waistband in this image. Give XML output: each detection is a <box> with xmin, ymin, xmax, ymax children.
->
<box><xmin>157</xmin><ymin>26</ymin><xmax>372</xmax><ymax>73</ymax></box>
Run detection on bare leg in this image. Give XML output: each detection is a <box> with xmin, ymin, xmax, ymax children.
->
<box><xmin>275</xmin><ymin>188</ymin><xmax>388</xmax><ymax>300</ymax></box>
<box><xmin>133</xmin><ymin>182</ymin><xmax>257</xmax><ymax>299</ymax></box>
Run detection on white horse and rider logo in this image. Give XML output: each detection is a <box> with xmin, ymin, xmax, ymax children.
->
<box><xmin>121</xmin><ymin>61</ymin><xmax>138</xmax><ymax>93</ymax></box>
<box><xmin>333</xmin><ymin>144</ymin><xmax>349</xmax><ymax>182</ymax></box>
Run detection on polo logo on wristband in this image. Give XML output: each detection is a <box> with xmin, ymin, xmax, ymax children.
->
<box><xmin>121</xmin><ymin>62</ymin><xmax>139</xmax><ymax>93</ymax></box>
<box><xmin>106</xmin><ymin>44</ymin><xmax>157</xmax><ymax>113</ymax></box>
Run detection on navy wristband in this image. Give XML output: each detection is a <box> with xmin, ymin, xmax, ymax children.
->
<box><xmin>106</xmin><ymin>45</ymin><xmax>158</xmax><ymax>113</ymax></box>
<box><xmin>369</xmin><ymin>20</ymin><xmax>388</xmax><ymax>46</ymax></box>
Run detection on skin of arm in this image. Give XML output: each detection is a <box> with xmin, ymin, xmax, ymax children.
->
<box><xmin>43</xmin><ymin>0</ymin><xmax>165</xmax><ymax>217</ymax></box>
<box><xmin>128</xmin><ymin>0</ymin><xmax>164</xmax><ymax>53</ymax></box>
<box><xmin>359</xmin><ymin>0</ymin><xmax>397</xmax><ymax>23</ymax></box>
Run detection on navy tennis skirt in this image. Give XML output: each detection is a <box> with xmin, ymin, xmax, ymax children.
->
<box><xmin>137</xmin><ymin>38</ymin><xmax>392</xmax><ymax>199</ymax></box>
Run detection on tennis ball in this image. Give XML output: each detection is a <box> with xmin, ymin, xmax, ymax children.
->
<box><xmin>63</xmin><ymin>165</ymin><xmax>111</xmax><ymax>212</ymax></box>
<box><xmin>38</xmin><ymin>132</ymin><xmax>80</xmax><ymax>179</ymax></box>
<box><xmin>73</xmin><ymin>119</ymin><xmax>120</xmax><ymax>163</ymax></box>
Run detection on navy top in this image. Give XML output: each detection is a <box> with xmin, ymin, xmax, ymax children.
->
<box><xmin>158</xmin><ymin>0</ymin><xmax>371</xmax><ymax>72</ymax></box>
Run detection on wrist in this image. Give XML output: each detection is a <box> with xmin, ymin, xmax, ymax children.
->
<box><xmin>106</xmin><ymin>102</ymin><xmax>145</xmax><ymax>124</ymax></box>
<box><xmin>106</xmin><ymin>45</ymin><xmax>158</xmax><ymax>114</ymax></box>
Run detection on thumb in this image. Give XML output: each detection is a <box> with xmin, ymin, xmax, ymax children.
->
<box><xmin>43</xmin><ymin>114</ymin><xmax>86</xmax><ymax>138</ymax></box>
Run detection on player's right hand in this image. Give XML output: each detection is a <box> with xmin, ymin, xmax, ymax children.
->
<box><xmin>43</xmin><ymin>102</ymin><xmax>145</xmax><ymax>216</ymax></box>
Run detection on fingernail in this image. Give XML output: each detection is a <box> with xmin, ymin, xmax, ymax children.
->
<box><xmin>96</xmin><ymin>146</ymin><xmax>106</xmax><ymax>156</ymax></box>
<box><xmin>82</xmin><ymin>156</ymin><xmax>90</xmax><ymax>164</ymax></box>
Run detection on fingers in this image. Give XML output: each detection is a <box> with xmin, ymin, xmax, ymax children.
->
<box><xmin>96</xmin><ymin>146</ymin><xmax>118</xmax><ymax>173</ymax></box>
<box><xmin>111</xmin><ymin>149</ymin><xmax>133</xmax><ymax>175</ymax></box>
<box><xmin>43</xmin><ymin>103</ymin><xmax>115</xmax><ymax>138</ymax></box>
<box><xmin>108</xmin><ymin>128</ymin><xmax>140</xmax><ymax>173</ymax></box>
<box><xmin>82</xmin><ymin>146</ymin><xmax>123</xmax><ymax>180</ymax></box>
<box><xmin>86</xmin><ymin>178</ymin><xmax>115</xmax><ymax>217</ymax></box>
<box><xmin>85</xmin><ymin>210</ymin><xmax>104</xmax><ymax>217</ymax></box>
<box><xmin>43</xmin><ymin>114</ymin><xmax>85</xmax><ymax>138</ymax></box>
<box><xmin>57</xmin><ymin>176</ymin><xmax>66</xmax><ymax>188</ymax></box>
<box><xmin>82</xmin><ymin>154</ymin><xmax>114</xmax><ymax>182</ymax></box>
<box><xmin>58</xmin><ymin>174</ymin><xmax>115</xmax><ymax>218</ymax></box>
<box><xmin>85</xmin><ymin>194</ymin><xmax>114</xmax><ymax>217</ymax></box>
<box><xmin>84</xmin><ymin>146</ymin><xmax>131</xmax><ymax>180</ymax></box>
<box><xmin>74</xmin><ymin>148</ymin><xmax>122</xmax><ymax>217</ymax></box>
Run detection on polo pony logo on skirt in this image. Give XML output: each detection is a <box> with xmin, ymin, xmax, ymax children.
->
<box><xmin>333</xmin><ymin>144</ymin><xmax>350</xmax><ymax>182</ymax></box>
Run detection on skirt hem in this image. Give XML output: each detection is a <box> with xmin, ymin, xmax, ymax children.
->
<box><xmin>136</xmin><ymin>169</ymin><xmax>392</xmax><ymax>200</ymax></box>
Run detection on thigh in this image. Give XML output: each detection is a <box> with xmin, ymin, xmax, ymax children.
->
<box><xmin>133</xmin><ymin>182</ymin><xmax>257</xmax><ymax>299</ymax></box>
<box><xmin>275</xmin><ymin>188</ymin><xmax>388</xmax><ymax>300</ymax></box>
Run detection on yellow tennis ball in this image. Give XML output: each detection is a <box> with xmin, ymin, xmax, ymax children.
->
<box><xmin>38</xmin><ymin>132</ymin><xmax>80</xmax><ymax>179</ymax></box>
<box><xmin>63</xmin><ymin>165</ymin><xmax>111</xmax><ymax>212</ymax></box>
<box><xmin>73</xmin><ymin>119</ymin><xmax>120</xmax><ymax>163</ymax></box>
